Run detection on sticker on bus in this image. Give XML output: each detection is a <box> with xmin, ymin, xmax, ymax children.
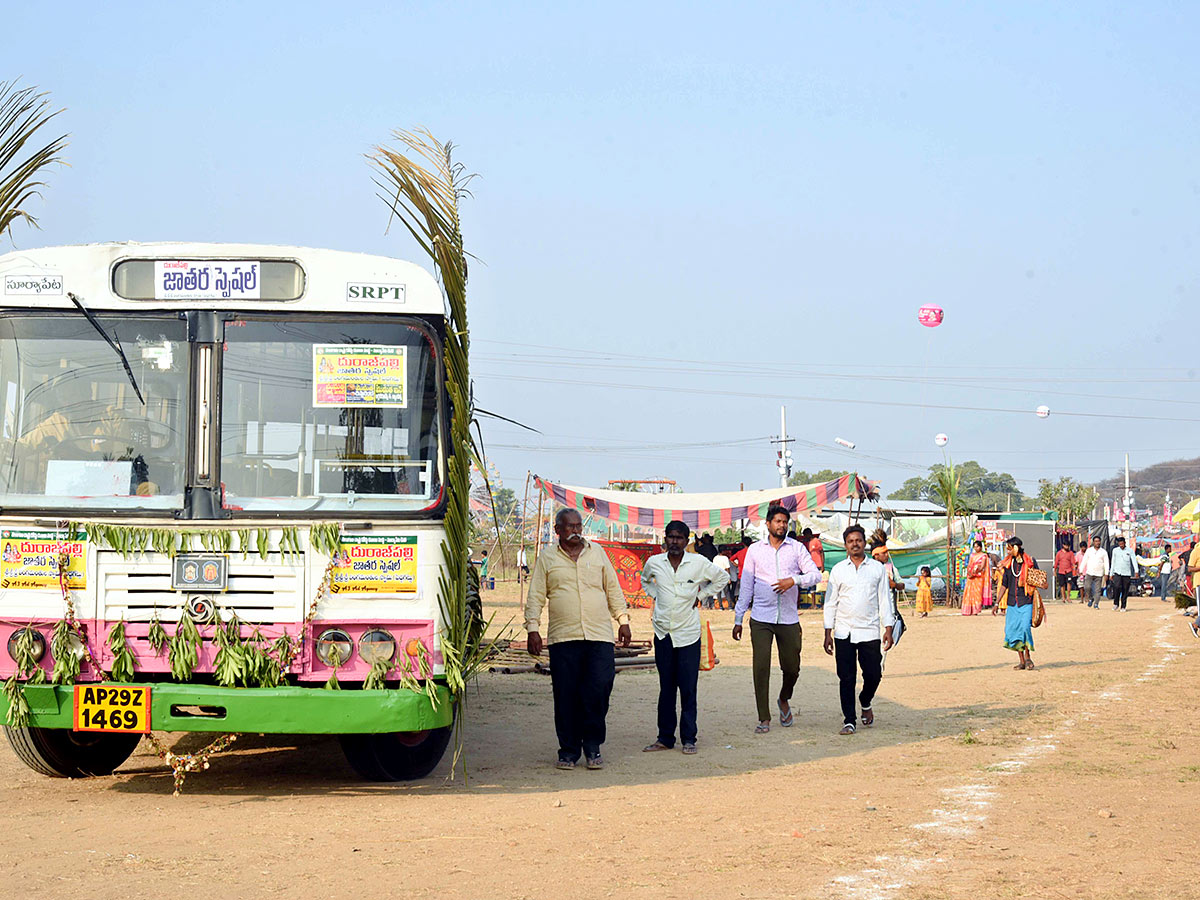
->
<box><xmin>330</xmin><ymin>535</ymin><xmax>418</xmax><ymax>593</ymax></box>
<box><xmin>312</xmin><ymin>345</ymin><xmax>408</xmax><ymax>408</ymax></box>
<box><xmin>0</xmin><ymin>529</ymin><xmax>87</xmax><ymax>590</ymax></box>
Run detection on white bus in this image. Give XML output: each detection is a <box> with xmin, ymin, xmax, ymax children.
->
<box><xmin>0</xmin><ymin>242</ymin><xmax>459</xmax><ymax>781</ymax></box>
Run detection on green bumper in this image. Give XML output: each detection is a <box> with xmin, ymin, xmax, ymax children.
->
<box><xmin>3</xmin><ymin>683</ymin><xmax>453</xmax><ymax>734</ymax></box>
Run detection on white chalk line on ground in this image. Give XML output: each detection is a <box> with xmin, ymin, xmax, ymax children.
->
<box><xmin>824</xmin><ymin>613</ymin><xmax>1186</xmax><ymax>900</ymax></box>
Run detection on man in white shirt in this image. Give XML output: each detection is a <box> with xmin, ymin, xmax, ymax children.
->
<box><xmin>823</xmin><ymin>524</ymin><xmax>895</xmax><ymax>735</ymax></box>
<box><xmin>640</xmin><ymin>520</ymin><xmax>730</xmax><ymax>754</ymax></box>
<box><xmin>1081</xmin><ymin>535</ymin><xmax>1110</xmax><ymax>609</ymax></box>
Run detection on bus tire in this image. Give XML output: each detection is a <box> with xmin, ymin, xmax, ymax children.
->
<box><xmin>3</xmin><ymin>726</ymin><xmax>141</xmax><ymax>778</ymax></box>
<box><xmin>339</xmin><ymin>724</ymin><xmax>453</xmax><ymax>782</ymax></box>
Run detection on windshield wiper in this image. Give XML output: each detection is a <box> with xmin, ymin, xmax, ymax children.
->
<box><xmin>67</xmin><ymin>292</ymin><xmax>145</xmax><ymax>405</ymax></box>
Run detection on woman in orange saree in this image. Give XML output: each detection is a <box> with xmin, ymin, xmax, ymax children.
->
<box><xmin>962</xmin><ymin>540</ymin><xmax>990</xmax><ymax>615</ymax></box>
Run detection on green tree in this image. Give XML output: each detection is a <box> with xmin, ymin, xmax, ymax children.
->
<box><xmin>788</xmin><ymin>469</ymin><xmax>846</xmax><ymax>487</ymax></box>
<box><xmin>887</xmin><ymin>460</ymin><xmax>1024</xmax><ymax>511</ymax></box>
<box><xmin>930</xmin><ymin>457</ymin><xmax>968</xmax><ymax>606</ymax></box>
<box><xmin>491</xmin><ymin>486</ymin><xmax>517</xmax><ymax>522</ymax></box>
<box><xmin>0</xmin><ymin>80</ymin><xmax>67</xmax><ymax>241</ymax></box>
<box><xmin>1036</xmin><ymin>477</ymin><xmax>1098</xmax><ymax>524</ymax></box>
<box><xmin>889</xmin><ymin>476</ymin><xmax>927</xmax><ymax>501</ymax></box>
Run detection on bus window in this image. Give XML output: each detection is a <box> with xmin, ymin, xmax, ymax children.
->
<box><xmin>220</xmin><ymin>318</ymin><xmax>442</xmax><ymax>514</ymax></box>
<box><xmin>0</xmin><ymin>315</ymin><xmax>188</xmax><ymax>510</ymax></box>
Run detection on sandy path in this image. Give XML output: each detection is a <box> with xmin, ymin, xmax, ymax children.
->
<box><xmin>0</xmin><ymin>584</ymin><xmax>1195</xmax><ymax>899</ymax></box>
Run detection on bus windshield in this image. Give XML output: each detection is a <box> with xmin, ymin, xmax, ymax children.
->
<box><xmin>0</xmin><ymin>315</ymin><xmax>188</xmax><ymax>510</ymax></box>
<box><xmin>220</xmin><ymin>317</ymin><xmax>443</xmax><ymax>514</ymax></box>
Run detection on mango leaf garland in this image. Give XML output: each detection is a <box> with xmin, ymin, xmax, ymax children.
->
<box><xmin>106</xmin><ymin>620</ymin><xmax>136</xmax><ymax>682</ymax></box>
<box><xmin>49</xmin><ymin>618</ymin><xmax>80</xmax><ymax>685</ymax></box>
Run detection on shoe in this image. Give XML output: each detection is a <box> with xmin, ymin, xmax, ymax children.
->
<box><xmin>585</xmin><ymin>754</ymin><xmax>603</xmax><ymax>770</ymax></box>
<box><xmin>555</xmin><ymin>758</ymin><xmax>576</xmax><ymax>770</ymax></box>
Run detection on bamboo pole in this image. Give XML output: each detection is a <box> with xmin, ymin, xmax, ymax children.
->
<box><xmin>533</xmin><ymin>487</ymin><xmax>545</xmax><ymax>565</ymax></box>
<box><xmin>520</xmin><ymin>471</ymin><xmax>531</xmax><ymax>584</ymax></box>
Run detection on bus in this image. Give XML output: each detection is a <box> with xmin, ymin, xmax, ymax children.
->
<box><xmin>0</xmin><ymin>241</ymin><xmax>460</xmax><ymax>781</ymax></box>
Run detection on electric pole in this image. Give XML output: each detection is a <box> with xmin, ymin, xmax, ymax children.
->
<box><xmin>771</xmin><ymin>405</ymin><xmax>794</xmax><ymax>488</ymax></box>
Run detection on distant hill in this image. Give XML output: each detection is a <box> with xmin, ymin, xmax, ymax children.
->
<box><xmin>1092</xmin><ymin>456</ymin><xmax>1200</xmax><ymax>513</ymax></box>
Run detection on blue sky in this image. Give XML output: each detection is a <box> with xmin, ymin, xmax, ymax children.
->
<box><xmin>6</xmin><ymin>1</ymin><xmax>1199</xmax><ymax>503</ymax></box>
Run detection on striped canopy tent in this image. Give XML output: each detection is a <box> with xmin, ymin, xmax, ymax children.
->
<box><xmin>534</xmin><ymin>474</ymin><xmax>877</xmax><ymax>531</ymax></box>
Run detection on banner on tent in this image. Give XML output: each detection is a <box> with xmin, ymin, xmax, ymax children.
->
<box><xmin>535</xmin><ymin>474</ymin><xmax>876</xmax><ymax>528</ymax></box>
<box><xmin>595</xmin><ymin>540</ymin><xmax>658</xmax><ymax>609</ymax></box>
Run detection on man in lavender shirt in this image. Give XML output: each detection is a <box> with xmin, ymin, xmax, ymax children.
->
<box><xmin>731</xmin><ymin>505</ymin><xmax>822</xmax><ymax>733</ymax></box>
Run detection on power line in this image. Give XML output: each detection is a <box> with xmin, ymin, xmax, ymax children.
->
<box><xmin>477</xmin><ymin>372</ymin><xmax>1200</xmax><ymax>424</ymax></box>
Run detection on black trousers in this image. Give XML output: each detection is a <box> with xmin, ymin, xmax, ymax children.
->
<box><xmin>1110</xmin><ymin>574</ymin><xmax>1131</xmax><ymax>609</ymax></box>
<box><xmin>653</xmin><ymin>634</ymin><xmax>700</xmax><ymax>747</ymax></box>
<box><xmin>833</xmin><ymin>638</ymin><xmax>883</xmax><ymax>726</ymax></box>
<box><xmin>548</xmin><ymin>640</ymin><xmax>615</xmax><ymax>762</ymax></box>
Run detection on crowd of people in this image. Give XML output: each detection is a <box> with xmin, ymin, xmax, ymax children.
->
<box><xmin>521</xmin><ymin>506</ymin><xmax>1045</xmax><ymax>768</ymax></box>
<box><xmin>518</xmin><ymin>505</ymin><xmax>1200</xmax><ymax>768</ymax></box>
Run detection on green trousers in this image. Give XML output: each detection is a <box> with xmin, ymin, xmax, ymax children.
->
<box><xmin>749</xmin><ymin>619</ymin><xmax>802</xmax><ymax>723</ymax></box>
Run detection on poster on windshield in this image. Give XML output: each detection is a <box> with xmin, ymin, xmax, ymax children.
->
<box><xmin>312</xmin><ymin>345</ymin><xmax>407</xmax><ymax>408</ymax></box>
<box><xmin>154</xmin><ymin>260</ymin><xmax>261</xmax><ymax>300</ymax></box>
<box><xmin>0</xmin><ymin>530</ymin><xmax>87</xmax><ymax>590</ymax></box>
<box><xmin>329</xmin><ymin>535</ymin><xmax>418</xmax><ymax>594</ymax></box>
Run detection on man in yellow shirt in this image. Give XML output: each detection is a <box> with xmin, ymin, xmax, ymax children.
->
<box><xmin>525</xmin><ymin>508</ymin><xmax>631</xmax><ymax>769</ymax></box>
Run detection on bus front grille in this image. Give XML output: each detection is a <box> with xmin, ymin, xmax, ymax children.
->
<box><xmin>98</xmin><ymin>551</ymin><xmax>306</xmax><ymax>624</ymax></box>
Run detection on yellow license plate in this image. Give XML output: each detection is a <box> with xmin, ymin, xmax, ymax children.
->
<box><xmin>72</xmin><ymin>685</ymin><xmax>151</xmax><ymax>734</ymax></box>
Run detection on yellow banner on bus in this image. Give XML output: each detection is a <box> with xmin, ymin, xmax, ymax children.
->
<box><xmin>312</xmin><ymin>344</ymin><xmax>407</xmax><ymax>408</ymax></box>
<box><xmin>330</xmin><ymin>535</ymin><xmax>418</xmax><ymax>594</ymax></box>
<box><xmin>0</xmin><ymin>529</ymin><xmax>87</xmax><ymax>590</ymax></box>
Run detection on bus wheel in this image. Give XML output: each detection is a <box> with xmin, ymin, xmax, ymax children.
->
<box><xmin>339</xmin><ymin>725</ymin><xmax>454</xmax><ymax>781</ymax></box>
<box><xmin>3</xmin><ymin>726</ymin><xmax>142</xmax><ymax>778</ymax></box>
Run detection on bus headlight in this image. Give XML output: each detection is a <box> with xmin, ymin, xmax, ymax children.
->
<box><xmin>358</xmin><ymin>629</ymin><xmax>396</xmax><ymax>664</ymax></box>
<box><xmin>315</xmin><ymin>629</ymin><xmax>353</xmax><ymax>666</ymax></box>
<box><xmin>7</xmin><ymin>627</ymin><xmax>46</xmax><ymax>664</ymax></box>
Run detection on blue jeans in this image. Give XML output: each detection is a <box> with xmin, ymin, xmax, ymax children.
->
<box><xmin>1160</xmin><ymin>574</ymin><xmax>1171</xmax><ymax>601</ymax></box>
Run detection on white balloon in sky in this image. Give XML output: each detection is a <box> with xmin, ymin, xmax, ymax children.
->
<box><xmin>934</xmin><ymin>433</ymin><xmax>949</xmax><ymax>447</ymax></box>
<box><xmin>1036</xmin><ymin>405</ymin><xmax>1050</xmax><ymax>418</ymax></box>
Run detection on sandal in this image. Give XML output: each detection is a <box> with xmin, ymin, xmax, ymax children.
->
<box><xmin>1013</xmin><ymin>661</ymin><xmax>1026</xmax><ymax>669</ymax></box>
<box><xmin>681</xmin><ymin>743</ymin><xmax>697</xmax><ymax>755</ymax></box>
<box><xmin>777</xmin><ymin>699</ymin><xmax>794</xmax><ymax>727</ymax></box>
<box><xmin>754</xmin><ymin>721</ymin><xmax>770</xmax><ymax>734</ymax></box>
<box><xmin>1024</xmin><ymin>660</ymin><xmax>1035</xmax><ymax>670</ymax></box>
<box><xmin>861</xmin><ymin>708</ymin><xmax>874</xmax><ymax>727</ymax></box>
<box><xmin>839</xmin><ymin>723</ymin><xmax>856</xmax><ymax>735</ymax></box>
<box><xmin>643</xmin><ymin>741</ymin><xmax>671</xmax><ymax>752</ymax></box>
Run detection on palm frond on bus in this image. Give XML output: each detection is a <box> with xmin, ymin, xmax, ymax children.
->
<box><xmin>370</xmin><ymin>130</ymin><xmax>508</xmax><ymax>781</ymax></box>
<box><xmin>0</xmin><ymin>80</ymin><xmax>67</xmax><ymax>241</ymax></box>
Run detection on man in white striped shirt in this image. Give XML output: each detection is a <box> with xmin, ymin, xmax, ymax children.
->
<box><xmin>823</xmin><ymin>524</ymin><xmax>895</xmax><ymax>735</ymax></box>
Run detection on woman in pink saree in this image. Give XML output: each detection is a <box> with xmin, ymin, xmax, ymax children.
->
<box><xmin>963</xmin><ymin>540</ymin><xmax>990</xmax><ymax>615</ymax></box>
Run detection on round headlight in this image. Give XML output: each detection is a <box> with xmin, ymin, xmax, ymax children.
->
<box><xmin>358</xmin><ymin>629</ymin><xmax>396</xmax><ymax>665</ymax></box>
<box><xmin>315</xmin><ymin>628</ymin><xmax>353</xmax><ymax>666</ymax></box>
<box><xmin>7</xmin><ymin>627</ymin><xmax>46</xmax><ymax>664</ymax></box>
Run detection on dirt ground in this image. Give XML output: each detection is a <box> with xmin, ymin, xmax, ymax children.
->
<box><xmin>1</xmin><ymin>581</ymin><xmax>1197</xmax><ymax>900</ymax></box>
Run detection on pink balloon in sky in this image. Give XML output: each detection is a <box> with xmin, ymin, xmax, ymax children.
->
<box><xmin>917</xmin><ymin>304</ymin><xmax>944</xmax><ymax>327</ymax></box>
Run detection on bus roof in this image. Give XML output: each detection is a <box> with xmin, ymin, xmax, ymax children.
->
<box><xmin>0</xmin><ymin>241</ymin><xmax>445</xmax><ymax>315</ymax></box>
